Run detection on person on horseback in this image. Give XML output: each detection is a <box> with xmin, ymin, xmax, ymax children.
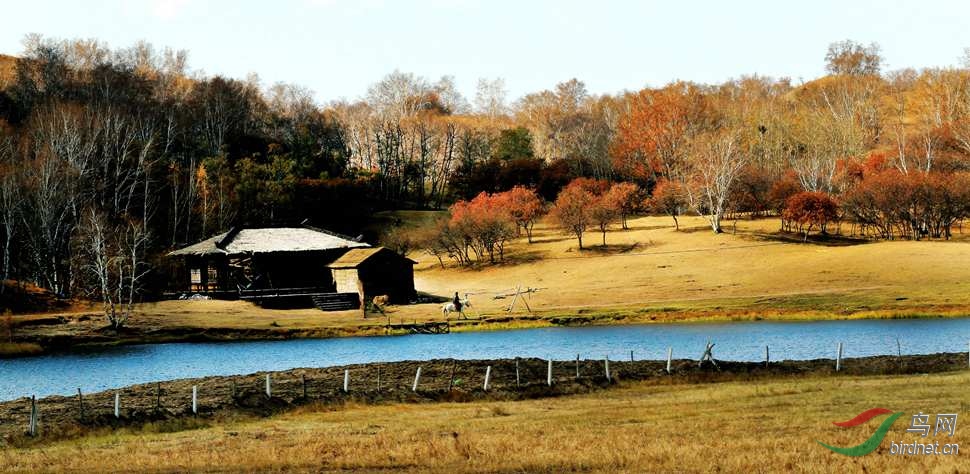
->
<box><xmin>453</xmin><ymin>291</ymin><xmax>463</xmax><ymax>313</ymax></box>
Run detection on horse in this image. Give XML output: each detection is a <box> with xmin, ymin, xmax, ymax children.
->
<box><xmin>372</xmin><ymin>295</ymin><xmax>389</xmax><ymax>307</ymax></box>
<box><xmin>442</xmin><ymin>294</ymin><xmax>471</xmax><ymax>319</ymax></box>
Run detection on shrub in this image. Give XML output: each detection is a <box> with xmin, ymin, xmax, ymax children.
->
<box><xmin>782</xmin><ymin>192</ymin><xmax>839</xmax><ymax>240</ymax></box>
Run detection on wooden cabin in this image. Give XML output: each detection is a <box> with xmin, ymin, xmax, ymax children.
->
<box><xmin>328</xmin><ymin>247</ymin><xmax>417</xmax><ymax>304</ymax></box>
<box><xmin>167</xmin><ymin>226</ymin><xmax>416</xmax><ymax>310</ymax></box>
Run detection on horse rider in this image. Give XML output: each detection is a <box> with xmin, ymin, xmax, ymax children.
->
<box><xmin>453</xmin><ymin>291</ymin><xmax>463</xmax><ymax>313</ymax></box>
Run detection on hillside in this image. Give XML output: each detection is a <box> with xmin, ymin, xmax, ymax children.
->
<box><xmin>0</xmin><ymin>54</ymin><xmax>16</xmax><ymax>89</ymax></box>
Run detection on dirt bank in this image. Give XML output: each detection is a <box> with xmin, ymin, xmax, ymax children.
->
<box><xmin>2</xmin><ymin>352</ymin><xmax>968</xmax><ymax>446</ymax></box>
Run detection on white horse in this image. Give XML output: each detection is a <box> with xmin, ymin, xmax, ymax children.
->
<box><xmin>442</xmin><ymin>294</ymin><xmax>472</xmax><ymax>319</ymax></box>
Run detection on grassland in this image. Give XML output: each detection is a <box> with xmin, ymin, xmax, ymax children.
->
<box><xmin>5</xmin><ymin>214</ymin><xmax>970</xmax><ymax>471</ymax></box>
<box><xmin>2</xmin><ymin>370</ymin><xmax>967</xmax><ymax>472</ymax></box>
<box><xmin>7</xmin><ymin>214</ymin><xmax>970</xmax><ymax>354</ymax></box>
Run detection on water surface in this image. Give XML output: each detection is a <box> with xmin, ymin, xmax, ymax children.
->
<box><xmin>2</xmin><ymin>318</ymin><xmax>969</xmax><ymax>401</ymax></box>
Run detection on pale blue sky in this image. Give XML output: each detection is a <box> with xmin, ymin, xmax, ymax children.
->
<box><xmin>1</xmin><ymin>0</ymin><xmax>968</xmax><ymax>103</ymax></box>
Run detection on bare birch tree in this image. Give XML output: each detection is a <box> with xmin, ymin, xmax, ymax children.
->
<box><xmin>80</xmin><ymin>210</ymin><xmax>151</xmax><ymax>329</ymax></box>
<box><xmin>685</xmin><ymin>130</ymin><xmax>748</xmax><ymax>233</ymax></box>
<box><xmin>0</xmin><ymin>138</ymin><xmax>20</xmax><ymax>289</ymax></box>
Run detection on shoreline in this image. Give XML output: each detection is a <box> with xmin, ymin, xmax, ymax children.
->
<box><xmin>4</xmin><ymin>304</ymin><xmax>970</xmax><ymax>359</ymax></box>
<box><xmin>3</xmin><ymin>352</ymin><xmax>969</xmax><ymax>445</ymax></box>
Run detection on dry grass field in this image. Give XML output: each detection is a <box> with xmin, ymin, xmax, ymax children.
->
<box><xmin>2</xmin><ymin>371</ymin><xmax>967</xmax><ymax>472</ymax></box>
<box><xmin>9</xmin><ymin>213</ymin><xmax>970</xmax><ymax>353</ymax></box>
<box><xmin>145</xmin><ymin>213</ymin><xmax>970</xmax><ymax>324</ymax></box>
<box><xmin>411</xmin><ymin>213</ymin><xmax>970</xmax><ymax>314</ymax></box>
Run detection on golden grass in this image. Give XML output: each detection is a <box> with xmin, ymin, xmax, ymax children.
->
<box><xmin>3</xmin><ymin>372</ymin><xmax>968</xmax><ymax>472</ymax></box>
<box><xmin>146</xmin><ymin>215</ymin><xmax>970</xmax><ymax>323</ymax></box>
<box><xmin>0</xmin><ymin>342</ymin><xmax>43</xmax><ymax>357</ymax></box>
<box><xmin>12</xmin><ymin>214</ymin><xmax>970</xmax><ymax>344</ymax></box>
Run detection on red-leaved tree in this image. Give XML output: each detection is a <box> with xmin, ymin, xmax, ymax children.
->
<box><xmin>590</xmin><ymin>195</ymin><xmax>619</xmax><ymax>245</ymax></box>
<box><xmin>552</xmin><ymin>180</ymin><xmax>595</xmax><ymax>249</ymax></box>
<box><xmin>782</xmin><ymin>191</ymin><xmax>839</xmax><ymax>241</ymax></box>
<box><xmin>497</xmin><ymin>186</ymin><xmax>544</xmax><ymax>243</ymax></box>
<box><xmin>603</xmin><ymin>182</ymin><xmax>640</xmax><ymax>229</ymax></box>
<box><xmin>650</xmin><ymin>179</ymin><xmax>687</xmax><ymax>230</ymax></box>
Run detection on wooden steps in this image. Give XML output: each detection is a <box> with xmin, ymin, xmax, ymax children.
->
<box><xmin>311</xmin><ymin>293</ymin><xmax>361</xmax><ymax>311</ymax></box>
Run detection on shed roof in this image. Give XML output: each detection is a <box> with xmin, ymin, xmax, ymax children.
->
<box><xmin>169</xmin><ymin>227</ymin><xmax>369</xmax><ymax>257</ymax></box>
<box><xmin>326</xmin><ymin>247</ymin><xmax>416</xmax><ymax>268</ymax></box>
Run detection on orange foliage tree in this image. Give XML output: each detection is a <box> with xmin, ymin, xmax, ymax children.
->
<box><xmin>551</xmin><ymin>180</ymin><xmax>595</xmax><ymax>249</ymax></box>
<box><xmin>612</xmin><ymin>83</ymin><xmax>713</xmax><ymax>181</ymax></box>
<box><xmin>497</xmin><ymin>186</ymin><xmax>544</xmax><ymax>243</ymax></box>
<box><xmin>782</xmin><ymin>192</ymin><xmax>840</xmax><ymax>240</ymax></box>
<box><xmin>650</xmin><ymin>179</ymin><xmax>687</xmax><ymax>230</ymax></box>
<box><xmin>449</xmin><ymin>192</ymin><xmax>516</xmax><ymax>264</ymax></box>
<box><xmin>589</xmin><ymin>195</ymin><xmax>618</xmax><ymax>246</ymax></box>
<box><xmin>603</xmin><ymin>182</ymin><xmax>640</xmax><ymax>229</ymax></box>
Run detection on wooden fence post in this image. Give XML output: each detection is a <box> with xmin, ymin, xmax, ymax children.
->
<box><xmin>605</xmin><ymin>356</ymin><xmax>611</xmax><ymax>382</ymax></box>
<box><xmin>666</xmin><ymin>347</ymin><xmax>672</xmax><ymax>374</ymax></box>
<box><xmin>765</xmin><ymin>345</ymin><xmax>770</xmax><ymax>368</ymax></box>
<box><xmin>302</xmin><ymin>375</ymin><xmax>308</xmax><ymax>398</ymax></box>
<box><xmin>265</xmin><ymin>374</ymin><xmax>272</xmax><ymax>398</ymax></box>
<box><xmin>575</xmin><ymin>354</ymin><xmax>580</xmax><ymax>379</ymax></box>
<box><xmin>515</xmin><ymin>358</ymin><xmax>520</xmax><ymax>387</ymax></box>
<box><xmin>448</xmin><ymin>361</ymin><xmax>457</xmax><ymax>392</ymax></box>
<box><xmin>229</xmin><ymin>380</ymin><xmax>236</xmax><ymax>402</ymax></box>
<box><xmin>483</xmin><ymin>366</ymin><xmax>492</xmax><ymax>391</ymax></box>
<box><xmin>76</xmin><ymin>388</ymin><xmax>84</xmax><ymax>420</ymax></box>
<box><xmin>896</xmin><ymin>338</ymin><xmax>901</xmax><ymax>359</ymax></box>
<box><xmin>343</xmin><ymin>369</ymin><xmax>350</xmax><ymax>393</ymax></box>
<box><xmin>192</xmin><ymin>385</ymin><xmax>197</xmax><ymax>414</ymax></box>
<box><xmin>114</xmin><ymin>392</ymin><xmax>120</xmax><ymax>419</ymax></box>
<box><xmin>377</xmin><ymin>364</ymin><xmax>382</xmax><ymax>392</ymax></box>
<box><xmin>412</xmin><ymin>367</ymin><xmax>421</xmax><ymax>392</ymax></box>
<box><xmin>28</xmin><ymin>395</ymin><xmax>37</xmax><ymax>436</ymax></box>
<box><xmin>547</xmin><ymin>359</ymin><xmax>553</xmax><ymax>386</ymax></box>
<box><xmin>836</xmin><ymin>342</ymin><xmax>843</xmax><ymax>372</ymax></box>
<box><xmin>630</xmin><ymin>350</ymin><xmax>634</xmax><ymax>363</ymax></box>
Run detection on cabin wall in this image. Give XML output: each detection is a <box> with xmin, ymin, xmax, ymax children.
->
<box><xmin>332</xmin><ymin>268</ymin><xmax>360</xmax><ymax>294</ymax></box>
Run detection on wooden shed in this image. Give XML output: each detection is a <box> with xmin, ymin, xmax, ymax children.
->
<box><xmin>327</xmin><ymin>247</ymin><xmax>417</xmax><ymax>304</ymax></box>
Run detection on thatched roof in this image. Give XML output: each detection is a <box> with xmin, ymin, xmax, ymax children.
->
<box><xmin>327</xmin><ymin>247</ymin><xmax>416</xmax><ymax>268</ymax></box>
<box><xmin>169</xmin><ymin>227</ymin><xmax>369</xmax><ymax>257</ymax></box>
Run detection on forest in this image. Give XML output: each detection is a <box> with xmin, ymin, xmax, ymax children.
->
<box><xmin>2</xmin><ymin>36</ymin><xmax>970</xmax><ymax>314</ymax></box>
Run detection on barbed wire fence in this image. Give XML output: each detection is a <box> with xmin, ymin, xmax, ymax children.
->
<box><xmin>5</xmin><ymin>340</ymin><xmax>970</xmax><ymax>438</ymax></box>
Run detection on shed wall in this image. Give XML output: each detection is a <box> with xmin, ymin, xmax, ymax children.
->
<box><xmin>333</xmin><ymin>268</ymin><xmax>360</xmax><ymax>294</ymax></box>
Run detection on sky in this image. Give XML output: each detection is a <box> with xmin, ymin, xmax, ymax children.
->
<box><xmin>1</xmin><ymin>0</ymin><xmax>969</xmax><ymax>104</ymax></box>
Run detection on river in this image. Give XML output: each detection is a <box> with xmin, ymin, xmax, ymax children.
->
<box><xmin>2</xmin><ymin>317</ymin><xmax>970</xmax><ymax>401</ymax></box>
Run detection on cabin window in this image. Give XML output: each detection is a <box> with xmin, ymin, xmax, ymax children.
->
<box><xmin>190</xmin><ymin>268</ymin><xmax>202</xmax><ymax>284</ymax></box>
<box><xmin>208</xmin><ymin>267</ymin><xmax>219</xmax><ymax>287</ymax></box>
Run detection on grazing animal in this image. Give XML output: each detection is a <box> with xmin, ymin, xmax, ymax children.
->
<box><xmin>369</xmin><ymin>294</ymin><xmax>390</xmax><ymax>318</ymax></box>
<box><xmin>442</xmin><ymin>294</ymin><xmax>471</xmax><ymax>319</ymax></box>
<box><xmin>372</xmin><ymin>295</ymin><xmax>389</xmax><ymax>307</ymax></box>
